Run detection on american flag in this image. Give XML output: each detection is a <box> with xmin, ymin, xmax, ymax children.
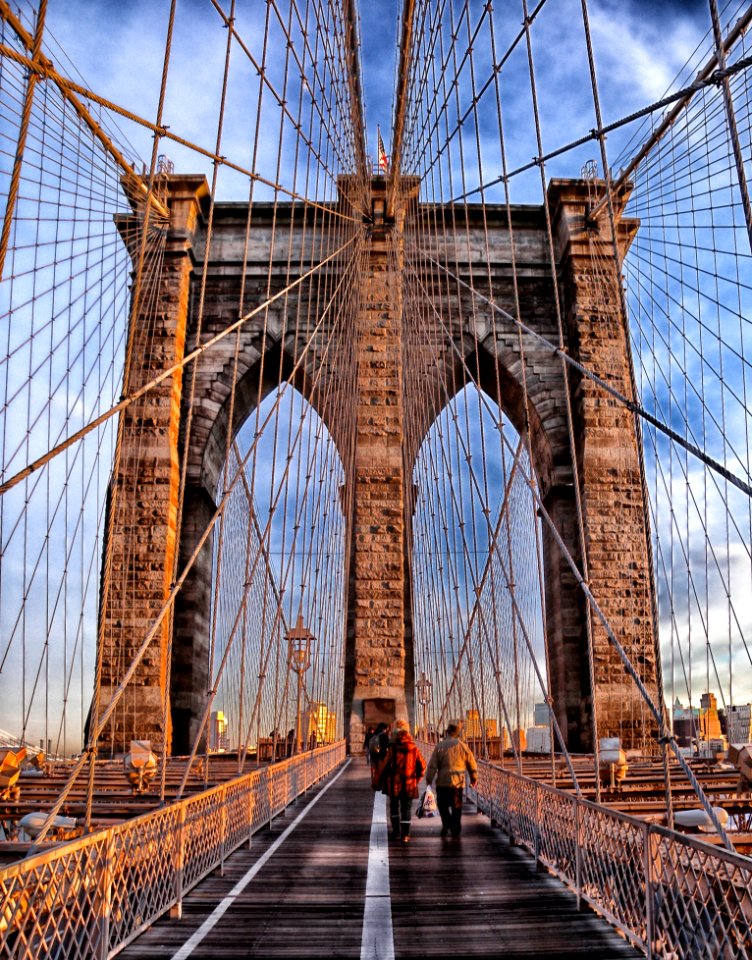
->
<box><xmin>377</xmin><ymin>127</ymin><xmax>388</xmax><ymax>173</ymax></box>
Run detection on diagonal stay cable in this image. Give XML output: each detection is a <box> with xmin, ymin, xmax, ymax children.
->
<box><xmin>406</xmin><ymin>267</ymin><xmax>582</xmax><ymax>792</ymax></box>
<box><xmin>0</xmin><ymin>232</ymin><xmax>362</xmax><ymax>498</ymax></box>
<box><xmin>0</xmin><ymin>41</ymin><xmax>362</xmax><ymax>223</ymax></box>
<box><xmin>417</xmin><ymin>246</ymin><xmax>752</xmax><ymax>499</ymax></box>
<box><xmin>449</xmin><ymin>53</ymin><xmax>752</xmax><ymax>204</ymax></box>
<box><xmin>408</xmin><ymin>242</ymin><xmax>736</xmax><ymax>849</ymax></box>
<box><xmin>176</xmin><ymin>266</ymin><xmax>357</xmax><ymax>798</ymax></box>
<box><xmin>25</xmin><ymin>229</ymin><xmax>364</xmax><ymax>848</ymax></box>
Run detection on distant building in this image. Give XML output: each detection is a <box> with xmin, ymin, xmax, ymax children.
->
<box><xmin>464</xmin><ymin>709</ymin><xmax>498</xmax><ymax>738</ymax></box>
<box><xmin>699</xmin><ymin>692</ymin><xmax>722</xmax><ymax>740</ymax></box>
<box><xmin>728</xmin><ymin>704</ymin><xmax>752</xmax><ymax>743</ymax></box>
<box><xmin>209</xmin><ymin>711</ymin><xmax>229</xmax><ymax>752</ymax></box>
<box><xmin>534</xmin><ymin>702</ymin><xmax>551</xmax><ymax>726</ymax></box>
<box><xmin>672</xmin><ymin>697</ymin><xmax>699</xmax><ymax>721</ymax></box>
<box><xmin>672</xmin><ymin>697</ymin><xmax>700</xmax><ymax>746</ymax></box>
<box><xmin>308</xmin><ymin>702</ymin><xmax>336</xmax><ymax>744</ymax></box>
<box><xmin>526</xmin><ymin>726</ymin><xmax>551</xmax><ymax>753</ymax></box>
<box><xmin>527</xmin><ymin>703</ymin><xmax>553</xmax><ymax>753</ymax></box>
<box><xmin>533</xmin><ymin>703</ymin><xmax>551</xmax><ymax>727</ymax></box>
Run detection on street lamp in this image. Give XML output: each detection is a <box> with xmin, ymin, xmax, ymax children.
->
<box><xmin>415</xmin><ymin>672</ymin><xmax>433</xmax><ymax>742</ymax></box>
<box><xmin>286</xmin><ymin>614</ymin><xmax>314</xmax><ymax>755</ymax></box>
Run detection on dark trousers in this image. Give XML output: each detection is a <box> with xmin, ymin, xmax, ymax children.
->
<box><xmin>389</xmin><ymin>794</ymin><xmax>414</xmax><ymax>837</ymax></box>
<box><xmin>436</xmin><ymin>786</ymin><xmax>464</xmax><ymax>836</ymax></box>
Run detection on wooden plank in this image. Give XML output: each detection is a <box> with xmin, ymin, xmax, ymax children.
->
<box><xmin>119</xmin><ymin>761</ymin><xmax>641</xmax><ymax>959</ymax></box>
<box><xmin>389</xmin><ymin>802</ymin><xmax>641</xmax><ymax>958</ymax></box>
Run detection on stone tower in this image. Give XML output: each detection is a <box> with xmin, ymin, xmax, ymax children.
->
<box><xmin>97</xmin><ymin>174</ymin><xmax>659</xmax><ymax>755</ymax></box>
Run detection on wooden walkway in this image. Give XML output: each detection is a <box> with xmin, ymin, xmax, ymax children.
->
<box><xmin>120</xmin><ymin>759</ymin><xmax>641</xmax><ymax>959</ymax></box>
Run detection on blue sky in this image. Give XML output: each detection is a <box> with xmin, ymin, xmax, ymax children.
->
<box><xmin>40</xmin><ymin>0</ymin><xmax>713</xmax><ymax>199</ymax></box>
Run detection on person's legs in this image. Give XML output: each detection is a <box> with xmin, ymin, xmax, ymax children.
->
<box><xmin>389</xmin><ymin>794</ymin><xmax>401</xmax><ymax>839</ymax></box>
<box><xmin>399</xmin><ymin>794</ymin><xmax>413</xmax><ymax>841</ymax></box>
<box><xmin>449</xmin><ymin>786</ymin><xmax>464</xmax><ymax>836</ymax></box>
<box><xmin>436</xmin><ymin>786</ymin><xmax>453</xmax><ymax>836</ymax></box>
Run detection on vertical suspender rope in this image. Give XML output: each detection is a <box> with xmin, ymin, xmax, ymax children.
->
<box><xmin>578</xmin><ymin>0</ymin><xmax>674</xmax><ymax>826</ymax></box>
<box><xmin>520</xmin><ymin>0</ymin><xmax>602</xmax><ymax>797</ymax></box>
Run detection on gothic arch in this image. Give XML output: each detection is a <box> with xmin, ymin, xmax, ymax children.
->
<box><xmin>100</xmin><ymin>175</ymin><xmax>657</xmax><ymax>755</ymax></box>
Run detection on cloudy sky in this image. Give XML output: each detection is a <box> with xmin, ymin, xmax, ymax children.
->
<box><xmin>40</xmin><ymin>0</ymin><xmax>714</xmax><ymax>200</ymax></box>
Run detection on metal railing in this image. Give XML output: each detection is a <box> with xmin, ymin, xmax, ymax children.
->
<box><xmin>0</xmin><ymin>741</ymin><xmax>345</xmax><ymax>959</ymax></box>
<box><xmin>470</xmin><ymin>759</ymin><xmax>752</xmax><ymax>959</ymax></box>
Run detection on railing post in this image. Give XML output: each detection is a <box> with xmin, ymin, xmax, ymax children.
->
<box><xmin>498</xmin><ymin>769</ymin><xmax>506</xmax><ymax>831</ymax></box>
<box><xmin>534</xmin><ymin>786</ymin><xmax>544</xmax><ymax>871</ymax></box>
<box><xmin>219</xmin><ymin>786</ymin><xmax>227</xmax><ymax>878</ymax></box>
<box><xmin>574</xmin><ymin>798</ymin><xmax>583</xmax><ymax>911</ymax></box>
<box><xmin>283</xmin><ymin>763</ymin><xmax>290</xmax><ymax>814</ymax></box>
<box><xmin>644</xmin><ymin>824</ymin><xmax>657</xmax><ymax>959</ymax></box>
<box><xmin>507</xmin><ymin>775</ymin><xmax>516</xmax><ymax>847</ymax></box>
<box><xmin>268</xmin><ymin>766</ymin><xmax>275</xmax><ymax>830</ymax></box>
<box><xmin>247</xmin><ymin>776</ymin><xmax>254</xmax><ymax>849</ymax></box>
<box><xmin>99</xmin><ymin>833</ymin><xmax>115</xmax><ymax>960</ymax></box>
<box><xmin>170</xmin><ymin>804</ymin><xmax>186</xmax><ymax>920</ymax></box>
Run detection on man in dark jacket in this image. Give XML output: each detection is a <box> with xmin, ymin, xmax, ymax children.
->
<box><xmin>425</xmin><ymin>722</ymin><xmax>477</xmax><ymax>838</ymax></box>
<box><xmin>368</xmin><ymin>722</ymin><xmax>391</xmax><ymax>789</ymax></box>
<box><xmin>363</xmin><ymin>725</ymin><xmax>376</xmax><ymax>763</ymax></box>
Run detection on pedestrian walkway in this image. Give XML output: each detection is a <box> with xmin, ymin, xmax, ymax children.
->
<box><xmin>120</xmin><ymin>759</ymin><xmax>641</xmax><ymax>959</ymax></box>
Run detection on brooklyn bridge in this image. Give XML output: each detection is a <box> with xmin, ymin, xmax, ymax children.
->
<box><xmin>1</xmin><ymin>0</ymin><xmax>752</xmax><ymax>956</ymax></box>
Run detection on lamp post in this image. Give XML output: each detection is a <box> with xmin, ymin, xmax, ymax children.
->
<box><xmin>286</xmin><ymin>614</ymin><xmax>314</xmax><ymax>755</ymax></box>
<box><xmin>415</xmin><ymin>672</ymin><xmax>432</xmax><ymax>742</ymax></box>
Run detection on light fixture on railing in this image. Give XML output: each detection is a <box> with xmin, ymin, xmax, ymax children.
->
<box><xmin>286</xmin><ymin>615</ymin><xmax>315</xmax><ymax>756</ymax></box>
<box><xmin>0</xmin><ymin>747</ymin><xmax>26</xmax><ymax>800</ymax></box>
<box><xmin>415</xmin><ymin>672</ymin><xmax>432</xmax><ymax>742</ymax></box>
<box><xmin>123</xmin><ymin>740</ymin><xmax>157</xmax><ymax>794</ymax></box>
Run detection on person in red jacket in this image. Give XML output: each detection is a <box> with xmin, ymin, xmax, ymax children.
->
<box><xmin>380</xmin><ymin>719</ymin><xmax>426</xmax><ymax>843</ymax></box>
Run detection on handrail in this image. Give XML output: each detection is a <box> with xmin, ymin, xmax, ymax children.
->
<box><xmin>0</xmin><ymin>742</ymin><xmax>346</xmax><ymax>959</ymax></box>
<box><xmin>469</xmin><ymin>758</ymin><xmax>752</xmax><ymax>958</ymax></box>
<box><xmin>4</xmin><ymin>743</ymin><xmax>748</xmax><ymax>958</ymax></box>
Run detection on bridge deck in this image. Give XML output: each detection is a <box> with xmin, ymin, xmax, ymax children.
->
<box><xmin>121</xmin><ymin>760</ymin><xmax>641</xmax><ymax>959</ymax></box>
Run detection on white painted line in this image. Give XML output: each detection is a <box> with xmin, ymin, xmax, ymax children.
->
<box><xmin>171</xmin><ymin>759</ymin><xmax>351</xmax><ymax>960</ymax></box>
<box><xmin>360</xmin><ymin>791</ymin><xmax>394</xmax><ymax>960</ymax></box>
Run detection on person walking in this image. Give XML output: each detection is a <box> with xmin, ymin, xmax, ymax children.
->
<box><xmin>381</xmin><ymin>719</ymin><xmax>425</xmax><ymax>843</ymax></box>
<box><xmin>368</xmin><ymin>722</ymin><xmax>391</xmax><ymax>789</ymax></box>
<box><xmin>363</xmin><ymin>725</ymin><xmax>375</xmax><ymax>764</ymax></box>
<box><xmin>425</xmin><ymin>722</ymin><xmax>478</xmax><ymax>838</ymax></box>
